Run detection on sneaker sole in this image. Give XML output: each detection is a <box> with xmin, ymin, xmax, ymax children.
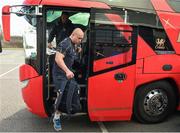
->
<box><xmin>53</xmin><ymin>119</ymin><xmax>62</xmax><ymax>131</ymax></box>
<box><xmin>54</xmin><ymin>124</ymin><xmax>62</xmax><ymax>131</ymax></box>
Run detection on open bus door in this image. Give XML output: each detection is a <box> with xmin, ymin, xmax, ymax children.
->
<box><xmin>88</xmin><ymin>8</ymin><xmax>137</xmax><ymax>121</ymax></box>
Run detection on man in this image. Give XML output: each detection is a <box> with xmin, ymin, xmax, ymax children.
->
<box><xmin>48</xmin><ymin>12</ymin><xmax>74</xmax><ymax>83</ymax></box>
<box><xmin>52</xmin><ymin>28</ymin><xmax>84</xmax><ymax>131</ymax></box>
<box><xmin>48</xmin><ymin>11</ymin><xmax>74</xmax><ymax>48</ymax></box>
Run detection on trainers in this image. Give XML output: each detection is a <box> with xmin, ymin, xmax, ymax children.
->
<box><xmin>53</xmin><ymin>116</ymin><xmax>62</xmax><ymax>131</ymax></box>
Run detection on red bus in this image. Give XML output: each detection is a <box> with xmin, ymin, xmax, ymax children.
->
<box><xmin>2</xmin><ymin>0</ymin><xmax>180</xmax><ymax>123</ymax></box>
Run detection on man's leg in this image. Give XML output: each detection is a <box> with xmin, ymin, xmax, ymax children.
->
<box><xmin>53</xmin><ymin>79</ymin><xmax>68</xmax><ymax>131</ymax></box>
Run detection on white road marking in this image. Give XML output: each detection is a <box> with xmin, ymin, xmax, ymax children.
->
<box><xmin>0</xmin><ymin>64</ymin><xmax>21</xmax><ymax>78</ymax></box>
<box><xmin>98</xmin><ymin>122</ymin><xmax>108</xmax><ymax>133</ymax></box>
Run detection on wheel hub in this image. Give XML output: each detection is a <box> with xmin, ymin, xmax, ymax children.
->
<box><xmin>144</xmin><ymin>89</ymin><xmax>168</xmax><ymax>116</ymax></box>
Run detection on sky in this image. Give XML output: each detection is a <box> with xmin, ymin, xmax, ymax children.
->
<box><xmin>0</xmin><ymin>0</ymin><xmax>27</xmax><ymax>36</ymax></box>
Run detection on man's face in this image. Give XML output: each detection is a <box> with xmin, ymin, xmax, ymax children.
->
<box><xmin>74</xmin><ymin>33</ymin><xmax>84</xmax><ymax>45</ymax></box>
<box><xmin>61</xmin><ymin>14</ymin><xmax>69</xmax><ymax>24</ymax></box>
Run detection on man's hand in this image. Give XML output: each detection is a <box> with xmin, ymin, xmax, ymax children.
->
<box><xmin>77</xmin><ymin>47</ymin><xmax>82</xmax><ymax>53</ymax></box>
<box><xmin>55</xmin><ymin>52</ymin><xmax>74</xmax><ymax>79</ymax></box>
<box><xmin>66</xmin><ymin>70</ymin><xmax>74</xmax><ymax>79</ymax></box>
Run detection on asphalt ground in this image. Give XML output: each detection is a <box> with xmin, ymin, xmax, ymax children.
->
<box><xmin>1</xmin><ymin>49</ymin><xmax>180</xmax><ymax>132</ymax></box>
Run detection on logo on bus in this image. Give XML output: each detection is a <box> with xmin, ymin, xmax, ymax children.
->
<box><xmin>177</xmin><ymin>32</ymin><xmax>180</xmax><ymax>43</ymax></box>
<box><xmin>155</xmin><ymin>38</ymin><xmax>166</xmax><ymax>50</ymax></box>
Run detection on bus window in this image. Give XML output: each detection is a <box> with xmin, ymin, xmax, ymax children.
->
<box><xmin>46</xmin><ymin>11</ymin><xmax>90</xmax><ymax>26</ymax></box>
<box><xmin>91</xmin><ymin>12</ymin><xmax>133</xmax><ymax>72</ymax></box>
<box><xmin>139</xmin><ymin>26</ymin><xmax>175</xmax><ymax>54</ymax></box>
<box><xmin>22</xmin><ymin>13</ymin><xmax>39</xmax><ymax>70</ymax></box>
<box><xmin>69</xmin><ymin>12</ymin><xmax>90</xmax><ymax>26</ymax></box>
<box><xmin>47</xmin><ymin>11</ymin><xmax>61</xmax><ymax>23</ymax></box>
<box><xmin>23</xmin><ymin>22</ymin><xmax>37</xmax><ymax>59</ymax></box>
<box><xmin>94</xmin><ymin>29</ymin><xmax>132</xmax><ymax>60</ymax></box>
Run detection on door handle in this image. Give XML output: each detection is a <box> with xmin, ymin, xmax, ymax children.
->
<box><xmin>114</xmin><ymin>73</ymin><xmax>126</xmax><ymax>81</ymax></box>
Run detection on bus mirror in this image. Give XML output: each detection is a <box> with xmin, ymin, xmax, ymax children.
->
<box><xmin>2</xmin><ymin>5</ymin><xmax>11</xmax><ymax>41</ymax></box>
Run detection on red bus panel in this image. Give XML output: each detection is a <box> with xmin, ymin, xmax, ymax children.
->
<box><xmin>88</xmin><ymin>65</ymin><xmax>136</xmax><ymax>121</ymax></box>
<box><xmin>19</xmin><ymin>64</ymin><xmax>39</xmax><ymax>81</ymax></box>
<box><xmin>22</xmin><ymin>76</ymin><xmax>47</xmax><ymax>117</ymax></box>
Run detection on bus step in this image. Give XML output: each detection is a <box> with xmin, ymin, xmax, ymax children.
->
<box><xmin>49</xmin><ymin>84</ymin><xmax>86</xmax><ymax>88</ymax></box>
<box><xmin>79</xmin><ymin>84</ymin><xmax>86</xmax><ymax>88</ymax></box>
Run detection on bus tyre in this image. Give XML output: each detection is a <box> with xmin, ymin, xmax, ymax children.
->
<box><xmin>134</xmin><ymin>81</ymin><xmax>176</xmax><ymax>123</ymax></box>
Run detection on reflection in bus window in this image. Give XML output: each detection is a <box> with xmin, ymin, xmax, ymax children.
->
<box><xmin>94</xmin><ymin>28</ymin><xmax>132</xmax><ymax>60</ymax></box>
<box><xmin>92</xmin><ymin>11</ymin><xmax>134</xmax><ymax>72</ymax></box>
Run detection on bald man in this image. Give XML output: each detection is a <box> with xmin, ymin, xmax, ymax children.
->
<box><xmin>52</xmin><ymin>28</ymin><xmax>84</xmax><ymax>131</ymax></box>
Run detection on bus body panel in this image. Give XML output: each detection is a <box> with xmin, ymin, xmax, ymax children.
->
<box><xmin>23</xmin><ymin>0</ymin><xmax>41</xmax><ymax>5</ymax></box>
<box><xmin>144</xmin><ymin>54</ymin><xmax>180</xmax><ymax>74</ymax></box>
<box><xmin>136</xmin><ymin>73</ymin><xmax>180</xmax><ymax>88</ymax></box>
<box><xmin>41</xmin><ymin>0</ymin><xmax>110</xmax><ymax>9</ymax></box>
<box><xmin>151</xmin><ymin>0</ymin><xmax>174</xmax><ymax>12</ymax></box>
<box><xmin>136</xmin><ymin>36</ymin><xmax>156</xmax><ymax>59</ymax></box>
<box><xmin>19</xmin><ymin>64</ymin><xmax>39</xmax><ymax>81</ymax></box>
<box><xmin>156</xmin><ymin>12</ymin><xmax>180</xmax><ymax>54</ymax></box>
<box><xmin>88</xmin><ymin>65</ymin><xmax>136</xmax><ymax>121</ymax></box>
<box><xmin>151</xmin><ymin>0</ymin><xmax>180</xmax><ymax>54</ymax></box>
<box><xmin>22</xmin><ymin>76</ymin><xmax>47</xmax><ymax>117</ymax></box>
<box><xmin>93</xmin><ymin>49</ymin><xmax>132</xmax><ymax>72</ymax></box>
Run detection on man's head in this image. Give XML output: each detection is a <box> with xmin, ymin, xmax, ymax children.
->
<box><xmin>70</xmin><ymin>28</ymin><xmax>84</xmax><ymax>45</ymax></box>
<box><xmin>61</xmin><ymin>12</ymin><xmax>70</xmax><ymax>24</ymax></box>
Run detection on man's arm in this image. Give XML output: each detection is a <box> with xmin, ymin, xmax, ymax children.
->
<box><xmin>48</xmin><ymin>26</ymin><xmax>56</xmax><ymax>48</ymax></box>
<box><xmin>55</xmin><ymin>52</ymin><xmax>74</xmax><ymax>79</ymax></box>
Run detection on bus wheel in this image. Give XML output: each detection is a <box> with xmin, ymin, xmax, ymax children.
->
<box><xmin>134</xmin><ymin>81</ymin><xmax>176</xmax><ymax>123</ymax></box>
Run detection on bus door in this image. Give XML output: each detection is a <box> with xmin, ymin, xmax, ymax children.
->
<box><xmin>88</xmin><ymin>8</ymin><xmax>137</xmax><ymax>121</ymax></box>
